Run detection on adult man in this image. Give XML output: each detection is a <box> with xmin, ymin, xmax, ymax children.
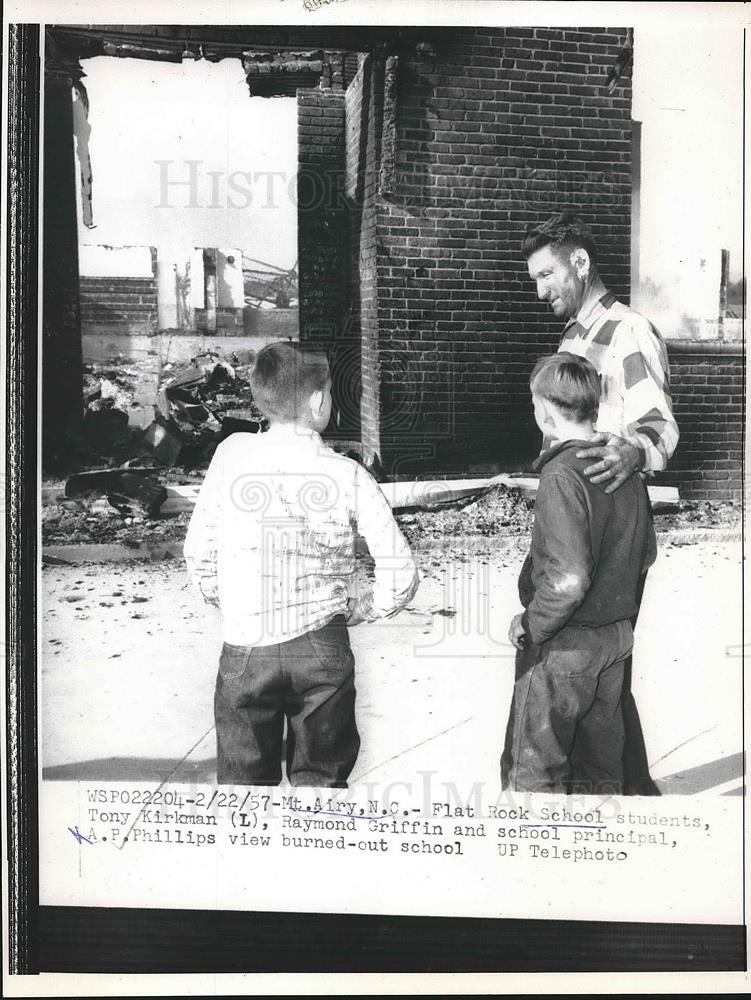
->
<box><xmin>521</xmin><ymin>212</ymin><xmax>679</xmax><ymax>795</ymax></box>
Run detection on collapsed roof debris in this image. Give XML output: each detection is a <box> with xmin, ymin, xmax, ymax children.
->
<box><xmin>63</xmin><ymin>349</ymin><xmax>269</xmax><ymax>531</ymax></box>
<box><xmin>146</xmin><ymin>349</ymin><xmax>268</xmax><ymax>468</ymax></box>
<box><xmin>82</xmin><ymin>361</ymin><xmax>139</xmax><ymax>447</ymax></box>
<box><xmin>80</xmin><ymin>349</ymin><xmax>267</xmax><ymax>470</ymax></box>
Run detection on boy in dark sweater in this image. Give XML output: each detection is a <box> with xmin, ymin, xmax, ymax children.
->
<box><xmin>501</xmin><ymin>353</ymin><xmax>657</xmax><ymax>794</ymax></box>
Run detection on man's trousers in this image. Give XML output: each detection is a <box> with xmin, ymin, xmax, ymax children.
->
<box><xmin>622</xmin><ymin>571</ymin><xmax>660</xmax><ymax>795</ymax></box>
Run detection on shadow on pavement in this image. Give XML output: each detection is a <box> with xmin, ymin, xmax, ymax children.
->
<box><xmin>655</xmin><ymin>751</ymin><xmax>744</xmax><ymax>795</ymax></box>
<box><xmin>42</xmin><ymin>756</ymin><xmax>217</xmax><ymax>783</ymax></box>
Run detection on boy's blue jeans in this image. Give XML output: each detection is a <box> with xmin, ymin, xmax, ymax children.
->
<box><xmin>501</xmin><ymin>619</ymin><xmax>634</xmax><ymax>795</ymax></box>
<box><xmin>214</xmin><ymin>615</ymin><xmax>360</xmax><ymax>787</ymax></box>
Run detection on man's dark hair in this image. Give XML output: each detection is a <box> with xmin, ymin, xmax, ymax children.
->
<box><xmin>250</xmin><ymin>341</ymin><xmax>330</xmax><ymax>422</ymax></box>
<box><xmin>522</xmin><ymin>212</ymin><xmax>598</xmax><ymax>265</ymax></box>
<box><xmin>530</xmin><ymin>351</ymin><xmax>600</xmax><ymax>424</ymax></box>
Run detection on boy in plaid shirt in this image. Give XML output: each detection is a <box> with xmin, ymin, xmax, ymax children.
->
<box><xmin>185</xmin><ymin>342</ymin><xmax>419</xmax><ymax>787</ymax></box>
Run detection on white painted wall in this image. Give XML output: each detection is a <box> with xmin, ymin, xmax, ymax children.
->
<box><xmin>78</xmin><ymin>243</ymin><xmax>154</xmax><ymax>278</ymax></box>
<box><xmin>632</xmin><ymin>23</ymin><xmax>743</xmax><ymax>333</ymax></box>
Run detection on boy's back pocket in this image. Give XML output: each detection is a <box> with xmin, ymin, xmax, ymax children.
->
<box><xmin>218</xmin><ymin>643</ymin><xmax>254</xmax><ymax>682</ymax></box>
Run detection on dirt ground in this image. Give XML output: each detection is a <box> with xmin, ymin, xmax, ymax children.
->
<box><xmin>40</xmin><ymin>529</ymin><xmax>743</xmax><ymax>797</ymax></box>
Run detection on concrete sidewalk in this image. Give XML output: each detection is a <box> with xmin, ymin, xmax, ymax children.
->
<box><xmin>40</xmin><ymin>535</ymin><xmax>743</xmax><ymax>796</ymax></box>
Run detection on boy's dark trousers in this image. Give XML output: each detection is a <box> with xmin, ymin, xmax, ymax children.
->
<box><xmin>214</xmin><ymin>615</ymin><xmax>360</xmax><ymax>787</ymax></box>
<box><xmin>501</xmin><ymin>620</ymin><xmax>634</xmax><ymax>794</ymax></box>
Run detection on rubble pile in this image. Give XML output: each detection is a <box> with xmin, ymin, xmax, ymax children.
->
<box><xmin>650</xmin><ymin>499</ymin><xmax>740</xmax><ymax>533</ymax></box>
<box><xmin>79</xmin><ymin>350</ymin><xmax>268</xmax><ymax>471</ymax></box>
<box><xmin>65</xmin><ymin>468</ymin><xmax>168</xmax><ymax>517</ymax></box>
<box><xmin>82</xmin><ymin>360</ymin><xmax>139</xmax><ymax>448</ymax></box>
<box><xmin>144</xmin><ymin>349</ymin><xmax>269</xmax><ymax>469</ymax></box>
<box><xmin>46</xmin><ymin>350</ymin><xmax>269</xmax><ymax>542</ymax></box>
<box><xmin>45</xmin><ymin>352</ymin><xmax>741</xmax><ymax>550</ymax></box>
<box><xmin>396</xmin><ymin>485</ymin><xmax>535</xmax><ymax>546</ymax></box>
<box><xmin>42</xmin><ymin>502</ymin><xmax>192</xmax><ymax>548</ymax></box>
<box><xmin>83</xmin><ymin>360</ymin><xmax>139</xmax><ymax>403</ymax></box>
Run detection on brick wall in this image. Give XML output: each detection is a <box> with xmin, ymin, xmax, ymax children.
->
<box><xmin>79</xmin><ymin>274</ymin><xmax>158</xmax><ymax>335</ymax></box>
<box><xmin>297</xmin><ymin>89</ymin><xmax>348</xmax><ymax>336</ymax></box>
<box><xmin>343</xmin><ymin>55</ymin><xmax>367</xmax><ymax>449</ymax></box>
<box><xmin>657</xmin><ymin>342</ymin><xmax>744</xmax><ymax>502</ymax></box>
<box><xmin>345</xmin><ymin>54</ymin><xmax>383</xmax><ymax>460</ymax></box>
<box><xmin>368</xmin><ymin>27</ymin><xmax>634</xmax><ymax>476</ymax></box>
<box><xmin>297</xmin><ymin>88</ymin><xmax>359</xmax><ymax>438</ymax></box>
<box><xmin>297</xmin><ymin>29</ymin><xmax>741</xmax><ymax>503</ymax></box>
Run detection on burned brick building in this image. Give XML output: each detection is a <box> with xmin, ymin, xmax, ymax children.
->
<box><xmin>43</xmin><ymin>24</ymin><xmax>742</xmax><ymax>500</ymax></box>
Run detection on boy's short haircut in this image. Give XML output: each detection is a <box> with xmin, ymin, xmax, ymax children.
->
<box><xmin>530</xmin><ymin>352</ymin><xmax>601</xmax><ymax>423</ymax></box>
<box><xmin>521</xmin><ymin>211</ymin><xmax>598</xmax><ymax>266</ymax></box>
<box><xmin>250</xmin><ymin>342</ymin><xmax>330</xmax><ymax>422</ymax></box>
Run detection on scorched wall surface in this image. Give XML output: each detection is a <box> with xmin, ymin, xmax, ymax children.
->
<box><xmin>368</xmin><ymin>27</ymin><xmax>634</xmax><ymax>476</ymax></box>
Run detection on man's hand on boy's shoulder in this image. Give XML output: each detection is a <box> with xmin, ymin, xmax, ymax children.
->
<box><xmin>508</xmin><ymin>613</ymin><xmax>527</xmax><ymax>650</ymax></box>
<box><xmin>576</xmin><ymin>432</ymin><xmax>641</xmax><ymax>493</ymax></box>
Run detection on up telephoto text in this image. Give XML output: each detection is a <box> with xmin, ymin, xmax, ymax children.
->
<box><xmin>79</xmin><ymin>787</ymin><xmax>710</xmax><ymax>863</ymax></box>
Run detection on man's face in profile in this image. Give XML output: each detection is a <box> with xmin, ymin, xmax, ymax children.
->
<box><xmin>526</xmin><ymin>243</ymin><xmax>585</xmax><ymax>320</ymax></box>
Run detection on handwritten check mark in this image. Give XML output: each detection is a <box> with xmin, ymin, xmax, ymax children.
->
<box><xmin>68</xmin><ymin>826</ymin><xmax>93</xmax><ymax>845</ymax></box>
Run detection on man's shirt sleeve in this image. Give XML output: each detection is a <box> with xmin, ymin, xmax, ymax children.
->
<box><xmin>521</xmin><ymin>469</ymin><xmax>593</xmax><ymax>645</ymax></box>
<box><xmin>352</xmin><ymin>464</ymin><xmax>420</xmax><ymax>621</ymax></box>
<box><xmin>183</xmin><ymin>442</ymin><xmax>223</xmax><ymax>608</ymax></box>
<box><xmin>619</xmin><ymin>315</ymin><xmax>679</xmax><ymax>472</ymax></box>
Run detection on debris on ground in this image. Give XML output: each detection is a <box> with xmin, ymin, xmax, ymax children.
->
<box><xmin>44</xmin><ymin>353</ymin><xmax>742</xmax><ymax>550</ymax></box>
<box><xmin>78</xmin><ymin>351</ymin><xmax>268</xmax><ymax>472</ymax></box>
<box><xmin>83</xmin><ymin>361</ymin><xmax>139</xmax><ymax>412</ymax></box>
<box><xmin>141</xmin><ymin>350</ymin><xmax>268</xmax><ymax>468</ymax></box>
<box><xmin>44</xmin><ymin>456</ymin><xmax>741</xmax><ymax>554</ymax></box>
<box><xmin>47</xmin><ymin>350</ymin><xmax>275</xmax><ymax>543</ymax></box>
<box><xmin>79</xmin><ymin>357</ymin><xmax>152</xmax><ymax>465</ymax></box>
<box><xmin>651</xmin><ymin>499</ymin><xmax>740</xmax><ymax>532</ymax></box>
<box><xmin>42</xmin><ymin>503</ymin><xmax>193</xmax><ymax>547</ymax></box>
<box><xmin>142</xmin><ymin>420</ymin><xmax>185</xmax><ymax>467</ymax></box>
<box><xmin>396</xmin><ymin>485</ymin><xmax>535</xmax><ymax>546</ymax></box>
<box><xmin>65</xmin><ymin>469</ymin><xmax>167</xmax><ymax>517</ymax></box>
<box><xmin>82</xmin><ymin>361</ymin><xmax>141</xmax><ymax>447</ymax></box>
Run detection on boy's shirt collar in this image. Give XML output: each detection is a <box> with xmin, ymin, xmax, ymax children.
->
<box><xmin>265</xmin><ymin>423</ymin><xmax>323</xmax><ymax>446</ymax></box>
<box><xmin>532</xmin><ymin>438</ymin><xmax>594</xmax><ymax>472</ymax></box>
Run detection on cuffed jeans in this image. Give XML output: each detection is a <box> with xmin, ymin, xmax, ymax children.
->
<box><xmin>501</xmin><ymin>619</ymin><xmax>634</xmax><ymax>795</ymax></box>
<box><xmin>214</xmin><ymin>615</ymin><xmax>360</xmax><ymax>787</ymax></box>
